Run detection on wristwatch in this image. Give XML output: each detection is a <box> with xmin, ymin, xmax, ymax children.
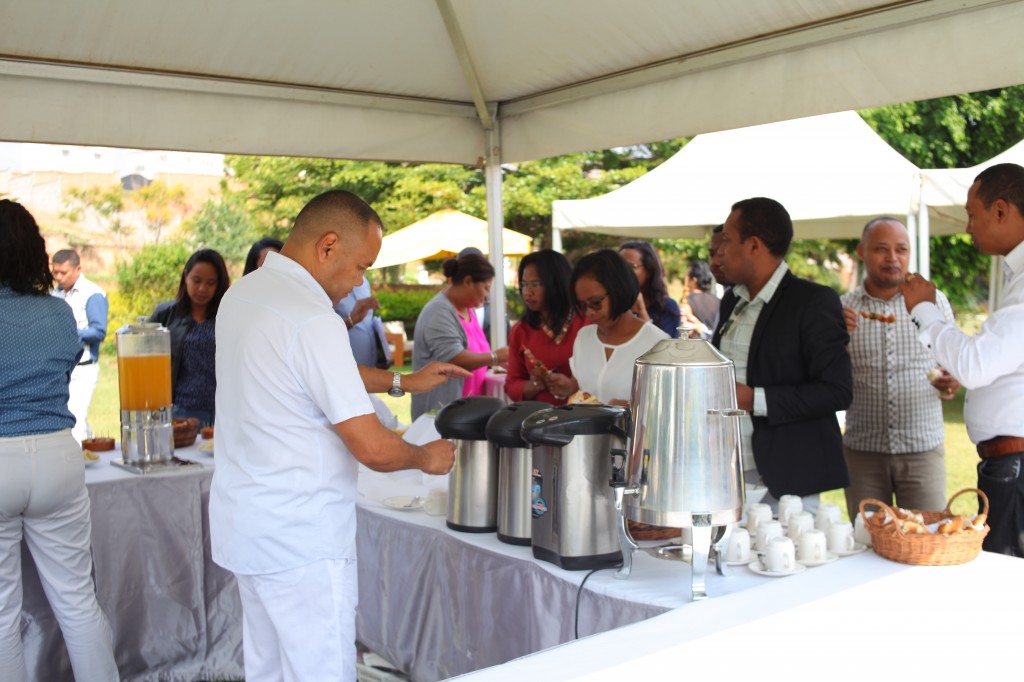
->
<box><xmin>388</xmin><ymin>371</ymin><xmax>405</xmax><ymax>398</ymax></box>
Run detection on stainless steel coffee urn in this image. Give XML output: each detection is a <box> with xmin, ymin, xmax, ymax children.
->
<box><xmin>435</xmin><ymin>397</ymin><xmax>505</xmax><ymax>533</ymax></box>
<box><xmin>485</xmin><ymin>401</ymin><xmax>551</xmax><ymax>546</ymax></box>
<box><xmin>521</xmin><ymin>405</ymin><xmax>628</xmax><ymax>570</ymax></box>
<box><xmin>613</xmin><ymin>335</ymin><xmax>746</xmax><ymax>599</ymax></box>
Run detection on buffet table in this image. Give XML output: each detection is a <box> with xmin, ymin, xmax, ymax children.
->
<box><xmin>25</xmin><ymin>437</ymin><xmax>1023</xmax><ymax>682</ymax></box>
<box><xmin>21</xmin><ymin>445</ymin><xmax>243</xmax><ymax>682</ymax></box>
<box><xmin>451</xmin><ymin>549</ymin><xmax>1023</xmax><ymax>681</ymax></box>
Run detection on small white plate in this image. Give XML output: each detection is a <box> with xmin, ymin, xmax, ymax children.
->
<box><xmin>383</xmin><ymin>495</ymin><xmax>423</xmax><ymax>511</ymax></box>
<box><xmin>748</xmin><ymin>559</ymin><xmax>807</xmax><ymax>577</ymax></box>
<box><xmin>833</xmin><ymin>542</ymin><xmax>869</xmax><ymax>557</ymax></box>
<box><xmin>83</xmin><ymin>450</ymin><xmax>102</xmax><ymax>467</ymax></box>
<box><xmin>197</xmin><ymin>441</ymin><xmax>214</xmax><ymax>455</ymax></box>
<box><xmin>797</xmin><ymin>551</ymin><xmax>838</xmax><ymax>567</ymax></box>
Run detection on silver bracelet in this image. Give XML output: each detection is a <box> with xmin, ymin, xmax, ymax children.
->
<box><xmin>490</xmin><ymin>350</ymin><xmax>497</xmax><ymax>365</ymax></box>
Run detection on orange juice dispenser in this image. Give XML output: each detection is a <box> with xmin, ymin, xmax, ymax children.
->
<box><xmin>117</xmin><ymin>321</ymin><xmax>174</xmax><ymax>465</ymax></box>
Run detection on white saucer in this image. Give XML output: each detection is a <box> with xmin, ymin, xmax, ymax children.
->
<box><xmin>724</xmin><ymin>556</ymin><xmax>757</xmax><ymax>566</ymax></box>
<box><xmin>748</xmin><ymin>559</ymin><xmax>807</xmax><ymax>577</ymax></box>
<box><xmin>197</xmin><ymin>441</ymin><xmax>214</xmax><ymax>455</ymax></box>
<box><xmin>383</xmin><ymin>495</ymin><xmax>423</xmax><ymax>511</ymax></box>
<box><xmin>797</xmin><ymin>551</ymin><xmax>838</xmax><ymax>567</ymax></box>
<box><xmin>833</xmin><ymin>542</ymin><xmax>869</xmax><ymax>557</ymax></box>
<box><xmin>84</xmin><ymin>457</ymin><xmax>101</xmax><ymax>468</ymax></box>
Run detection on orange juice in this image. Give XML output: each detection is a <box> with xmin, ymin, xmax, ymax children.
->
<box><xmin>118</xmin><ymin>354</ymin><xmax>172</xmax><ymax>411</ymax></box>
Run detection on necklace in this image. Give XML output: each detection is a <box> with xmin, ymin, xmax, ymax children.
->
<box><xmin>540</xmin><ymin>318</ymin><xmax>572</xmax><ymax>344</ymax></box>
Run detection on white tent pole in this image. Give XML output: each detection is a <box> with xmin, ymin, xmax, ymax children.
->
<box><xmin>485</xmin><ymin>118</ymin><xmax>508</xmax><ymax>349</ymax></box>
<box><xmin>552</xmin><ymin>225</ymin><xmax>563</xmax><ymax>253</ymax></box>
<box><xmin>906</xmin><ymin>211</ymin><xmax>918</xmax><ymax>274</ymax></box>
<box><xmin>917</xmin><ymin>175</ymin><xmax>930</xmax><ymax>280</ymax></box>
<box><xmin>989</xmin><ymin>255</ymin><xmax>1004</xmax><ymax>312</ymax></box>
<box><xmin>918</xmin><ymin>206</ymin><xmax>931</xmax><ymax>280</ymax></box>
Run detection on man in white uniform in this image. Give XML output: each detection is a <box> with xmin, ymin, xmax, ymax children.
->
<box><xmin>902</xmin><ymin>163</ymin><xmax>1024</xmax><ymax>557</ymax></box>
<box><xmin>211</xmin><ymin>190</ymin><xmax>467</xmax><ymax>681</ymax></box>
<box><xmin>51</xmin><ymin>249</ymin><xmax>108</xmax><ymax>443</ymax></box>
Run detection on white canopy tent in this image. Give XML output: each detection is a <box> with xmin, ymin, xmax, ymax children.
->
<box><xmin>552</xmin><ymin>111</ymin><xmax>963</xmax><ymax>275</ymax></box>
<box><xmin>4</xmin><ymin>0</ymin><xmax>1024</xmax><ymax>344</ymax></box>
<box><xmin>371</xmin><ymin>210</ymin><xmax>532</xmax><ymax>270</ymax></box>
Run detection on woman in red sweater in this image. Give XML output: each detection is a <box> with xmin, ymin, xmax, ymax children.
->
<box><xmin>504</xmin><ymin>249</ymin><xmax>586</xmax><ymax>404</ymax></box>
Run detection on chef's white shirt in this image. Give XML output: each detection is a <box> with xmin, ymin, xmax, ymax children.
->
<box><xmin>911</xmin><ymin>239</ymin><xmax>1024</xmax><ymax>444</ymax></box>
<box><xmin>211</xmin><ymin>251</ymin><xmax>374</xmax><ymax>575</ymax></box>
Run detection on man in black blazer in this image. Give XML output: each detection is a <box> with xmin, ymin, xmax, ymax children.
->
<box><xmin>711</xmin><ymin>198</ymin><xmax>853</xmax><ymax>509</ymax></box>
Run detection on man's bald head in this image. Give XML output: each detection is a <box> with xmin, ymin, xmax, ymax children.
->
<box><xmin>289</xmin><ymin>190</ymin><xmax>382</xmax><ymax>248</ymax></box>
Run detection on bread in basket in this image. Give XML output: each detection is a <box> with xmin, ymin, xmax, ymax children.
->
<box><xmin>858</xmin><ymin>488</ymin><xmax>989</xmax><ymax>566</ymax></box>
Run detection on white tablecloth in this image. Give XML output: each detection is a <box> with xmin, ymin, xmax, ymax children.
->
<box><xmin>354</xmin><ymin>466</ymin><xmax>837</xmax><ymax>681</ymax></box>
<box><xmin>22</xmin><ymin>444</ymin><xmax>243</xmax><ymax>682</ymax></box>
<box><xmin>450</xmin><ymin>550</ymin><xmax>1023</xmax><ymax>681</ymax></box>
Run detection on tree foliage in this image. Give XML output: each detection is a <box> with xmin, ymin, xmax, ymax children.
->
<box><xmin>112</xmin><ymin>240</ymin><xmax>191</xmax><ymax>332</ymax></box>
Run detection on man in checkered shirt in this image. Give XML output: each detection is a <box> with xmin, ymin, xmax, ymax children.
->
<box><xmin>841</xmin><ymin>217</ymin><xmax>960</xmax><ymax>520</ymax></box>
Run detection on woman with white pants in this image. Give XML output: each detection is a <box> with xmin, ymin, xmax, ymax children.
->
<box><xmin>0</xmin><ymin>199</ymin><xmax>119</xmax><ymax>682</ymax></box>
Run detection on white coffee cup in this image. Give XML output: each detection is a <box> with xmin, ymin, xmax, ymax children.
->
<box><xmin>726</xmin><ymin>527</ymin><xmax>752</xmax><ymax>563</ymax></box>
<box><xmin>798</xmin><ymin>529</ymin><xmax>828</xmax><ymax>563</ymax></box>
<box><xmin>827</xmin><ymin>520</ymin><xmax>856</xmax><ymax>552</ymax></box>
<box><xmin>755</xmin><ymin>519</ymin><xmax>784</xmax><ymax>552</ymax></box>
<box><xmin>787</xmin><ymin>511</ymin><xmax>815</xmax><ymax>542</ymax></box>
<box><xmin>854</xmin><ymin>512</ymin><xmax>873</xmax><ymax>546</ymax></box>
<box><xmin>763</xmin><ymin>536</ymin><xmax>796</xmax><ymax>572</ymax></box>
<box><xmin>777</xmin><ymin>494</ymin><xmax>803</xmax><ymax>526</ymax></box>
<box><xmin>747</xmin><ymin>503</ymin><xmax>773</xmax><ymax>537</ymax></box>
<box><xmin>815</xmin><ymin>503</ymin><xmax>842</xmax><ymax>531</ymax></box>
<box><xmin>424</xmin><ymin>487</ymin><xmax>448</xmax><ymax>516</ymax></box>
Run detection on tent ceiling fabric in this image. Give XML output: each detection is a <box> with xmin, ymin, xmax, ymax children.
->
<box><xmin>552</xmin><ymin>111</ymin><xmax>968</xmax><ymax>241</ymax></box>
<box><xmin>3</xmin><ymin>0</ymin><xmax>1024</xmax><ymax>164</ymax></box>
<box><xmin>371</xmin><ymin>210</ymin><xmax>532</xmax><ymax>270</ymax></box>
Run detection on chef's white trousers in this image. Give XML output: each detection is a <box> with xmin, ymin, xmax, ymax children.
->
<box><xmin>236</xmin><ymin>558</ymin><xmax>358</xmax><ymax>682</ymax></box>
<box><xmin>0</xmin><ymin>429</ymin><xmax>119</xmax><ymax>682</ymax></box>
<box><xmin>68</xmin><ymin>362</ymin><xmax>100</xmax><ymax>443</ymax></box>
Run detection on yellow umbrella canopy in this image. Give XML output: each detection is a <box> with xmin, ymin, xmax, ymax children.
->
<box><xmin>372</xmin><ymin>209</ymin><xmax>533</xmax><ymax>269</ymax></box>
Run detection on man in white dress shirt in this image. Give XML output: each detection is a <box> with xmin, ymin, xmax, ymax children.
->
<box><xmin>51</xmin><ymin>249</ymin><xmax>108</xmax><ymax>443</ymax></box>
<box><xmin>902</xmin><ymin>163</ymin><xmax>1024</xmax><ymax>557</ymax></box>
<box><xmin>212</xmin><ymin>190</ymin><xmax>467</xmax><ymax>681</ymax></box>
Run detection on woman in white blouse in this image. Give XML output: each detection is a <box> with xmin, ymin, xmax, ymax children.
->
<box><xmin>554</xmin><ymin>249</ymin><xmax>669</xmax><ymax>404</ymax></box>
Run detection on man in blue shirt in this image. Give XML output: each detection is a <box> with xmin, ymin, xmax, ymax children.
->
<box><xmin>51</xmin><ymin>249</ymin><xmax>108</xmax><ymax>443</ymax></box>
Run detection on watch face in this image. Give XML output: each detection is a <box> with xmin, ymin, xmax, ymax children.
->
<box><xmin>388</xmin><ymin>387</ymin><xmax>405</xmax><ymax>398</ymax></box>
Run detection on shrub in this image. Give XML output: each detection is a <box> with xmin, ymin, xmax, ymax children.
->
<box><xmin>115</xmin><ymin>241</ymin><xmax>191</xmax><ymax>328</ymax></box>
<box><xmin>376</xmin><ymin>285</ymin><xmax>437</xmax><ymax>324</ymax></box>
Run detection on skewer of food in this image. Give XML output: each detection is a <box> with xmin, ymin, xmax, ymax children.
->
<box><xmin>858</xmin><ymin>310</ymin><xmax>896</xmax><ymax>323</ymax></box>
<box><xmin>523</xmin><ymin>347</ymin><xmax>550</xmax><ymax>379</ymax></box>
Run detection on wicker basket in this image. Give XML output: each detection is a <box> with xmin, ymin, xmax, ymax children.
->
<box><xmin>858</xmin><ymin>488</ymin><xmax>989</xmax><ymax>566</ymax></box>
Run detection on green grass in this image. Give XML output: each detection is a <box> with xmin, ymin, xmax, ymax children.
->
<box><xmin>91</xmin><ymin>351</ymin><xmax>977</xmax><ymax>518</ymax></box>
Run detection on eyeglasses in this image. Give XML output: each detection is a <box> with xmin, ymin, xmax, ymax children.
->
<box><xmin>519</xmin><ymin>281</ymin><xmax>543</xmax><ymax>291</ymax></box>
<box><xmin>577</xmin><ymin>294</ymin><xmax>608</xmax><ymax>311</ymax></box>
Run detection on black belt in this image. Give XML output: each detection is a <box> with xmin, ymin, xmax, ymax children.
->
<box><xmin>976</xmin><ymin>436</ymin><xmax>1024</xmax><ymax>459</ymax></box>
<box><xmin>77</xmin><ymin>359</ymin><xmax>96</xmax><ymax>366</ymax></box>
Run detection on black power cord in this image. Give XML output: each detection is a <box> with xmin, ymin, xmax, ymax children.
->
<box><xmin>574</xmin><ymin>567</ymin><xmax>614</xmax><ymax>639</ymax></box>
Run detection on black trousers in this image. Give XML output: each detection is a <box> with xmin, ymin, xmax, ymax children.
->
<box><xmin>977</xmin><ymin>453</ymin><xmax>1024</xmax><ymax>558</ymax></box>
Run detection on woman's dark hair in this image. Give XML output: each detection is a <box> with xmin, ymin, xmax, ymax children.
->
<box><xmin>620</xmin><ymin>240</ymin><xmax>671</xmax><ymax>316</ymax></box>
<box><xmin>570</xmin><ymin>249</ymin><xmax>639</xmax><ymax>320</ymax></box>
<box><xmin>518</xmin><ymin>249</ymin><xmax>575</xmax><ymax>333</ymax></box>
<box><xmin>243</xmin><ymin>237</ymin><xmax>284</xmax><ymax>275</ymax></box>
<box><xmin>442</xmin><ymin>253</ymin><xmax>495</xmax><ymax>284</ymax></box>
<box><xmin>0</xmin><ymin>199</ymin><xmax>54</xmax><ymax>295</ymax></box>
<box><xmin>688</xmin><ymin>260</ymin><xmax>713</xmax><ymax>291</ymax></box>
<box><xmin>175</xmin><ymin>249</ymin><xmax>231</xmax><ymax>318</ymax></box>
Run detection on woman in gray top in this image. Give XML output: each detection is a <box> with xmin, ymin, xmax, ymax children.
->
<box><xmin>411</xmin><ymin>253</ymin><xmax>509</xmax><ymax>419</ymax></box>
